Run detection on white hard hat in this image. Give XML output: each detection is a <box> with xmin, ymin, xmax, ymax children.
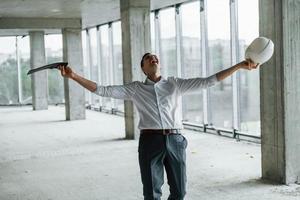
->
<box><xmin>245</xmin><ymin>37</ymin><xmax>274</xmax><ymax>65</ymax></box>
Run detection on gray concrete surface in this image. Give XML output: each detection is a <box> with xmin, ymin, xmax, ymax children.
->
<box><xmin>0</xmin><ymin>106</ymin><xmax>300</xmax><ymax>200</ymax></box>
<box><xmin>29</xmin><ymin>31</ymin><xmax>48</xmax><ymax>111</ymax></box>
<box><xmin>120</xmin><ymin>0</ymin><xmax>151</xmax><ymax>139</ymax></box>
<box><xmin>62</xmin><ymin>28</ymin><xmax>86</xmax><ymax>121</ymax></box>
<box><xmin>0</xmin><ymin>0</ymin><xmax>192</xmax><ymax>36</ymax></box>
<box><xmin>260</xmin><ymin>0</ymin><xmax>300</xmax><ymax>184</ymax></box>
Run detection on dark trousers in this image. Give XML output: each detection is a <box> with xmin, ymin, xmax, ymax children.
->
<box><xmin>138</xmin><ymin>133</ymin><xmax>188</xmax><ymax>200</ymax></box>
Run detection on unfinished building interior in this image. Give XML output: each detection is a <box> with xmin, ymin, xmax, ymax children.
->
<box><xmin>0</xmin><ymin>0</ymin><xmax>300</xmax><ymax>199</ymax></box>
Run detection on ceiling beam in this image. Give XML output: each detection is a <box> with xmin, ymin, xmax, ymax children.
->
<box><xmin>0</xmin><ymin>18</ymin><xmax>81</xmax><ymax>29</ymax></box>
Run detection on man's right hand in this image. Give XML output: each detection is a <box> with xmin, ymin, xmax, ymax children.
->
<box><xmin>58</xmin><ymin>65</ymin><xmax>97</xmax><ymax>92</ymax></box>
<box><xmin>58</xmin><ymin>65</ymin><xmax>76</xmax><ymax>79</ymax></box>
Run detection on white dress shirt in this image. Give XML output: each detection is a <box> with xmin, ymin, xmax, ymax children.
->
<box><xmin>94</xmin><ymin>75</ymin><xmax>218</xmax><ymax>130</ymax></box>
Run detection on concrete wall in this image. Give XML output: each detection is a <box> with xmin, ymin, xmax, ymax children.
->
<box><xmin>62</xmin><ymin>28</ymin><xmax>86</xmax><ymax>120</ymax></box>
<box><xmin>120</xmin><ymin>0</ymin><xmax>151</xmax><ymax>139</ymax></box>
<box><xmin>29</xmin><ymin>31</ymin><xmax>48</xmax><ymax>110</ymax></box>
<box><xmin>260</xmin><ymin>0</ymin><xmax>300</xmax><ymax>184</ymax></box>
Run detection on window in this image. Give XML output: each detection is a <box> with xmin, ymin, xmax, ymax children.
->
<box><xmin>0</xmin><ymin>37</ymin><xmax>18</xmax><ymax>104</ymax></box>
<box><xmin>207</xmin><ymin>0</ymin><xmax>233</xmax><ymax>129</ymax></box>
<box><xmin>159</xmin><ymin>7</ymin><xmax>177</xmax><ymax>77</ymax></box>
<box><xmin>238</xmin><ymin>0</ymin><xmax>260</xmax><ymax>135</ymax></box>
<box><xmin>99</xmin><ymin>24</ymin><xmax>112</xmax><ymax>109</ymax></box>
<box><xmin>18</xmin><ymin>36</ymin><xmax>31</xmax><ymax>104</ymax></box>
<box><xmin>150</xmin><ymin>12</ymin><xmax>156</xmax><ymax>53</ymax></box>
<box><xmin>82</xmin><ymin>30</ymin><xmax>90</xmax><ymax>105</ymax></box>
<box><xmin>88</xmin><ymin>28</ymin><xmax>99</xmax><ymax>106</ymax></box>
<box><xmin>112</xmin><ymin>22</ymin><xmax>124</xmax><ymax>112</ymax></box>
<box><xmin>45</xmin><ymin>34</ymin><xmax>63</xmax><ymax>104</ymax></box>
<box><xmin>181</xmin><ymin>1</ymin><xmax>203</xmax><ymax>124</ymax></box>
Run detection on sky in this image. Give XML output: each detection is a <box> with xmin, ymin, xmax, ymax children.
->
<box><xmin>0</xmin><ymin>0</ymin><xmax>258</xmax><ymax>55</ymax></box>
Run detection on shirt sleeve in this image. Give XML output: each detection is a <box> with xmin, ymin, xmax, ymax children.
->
<box><xmin>93</xmin><ymin>82</ymin><xmax>137</xmax><ymax>100</ymax></box>
<box><xmin>174</xmin><ymin>74</ymin><xmax>218</xmax><ymax>95</ymax></box>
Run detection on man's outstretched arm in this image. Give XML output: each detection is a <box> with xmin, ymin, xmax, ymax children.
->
<box><xmin>174</xmin><ymin>59</ymin><xmax>259</xmax><ymax>94</ymax></box>
<box><xmin>58</xmin><ymin>65</ymin><xmax>97</xmax><ymax>92</ymax></box>
<box><xmin>216</xmin><ymin>59</ymin><xmax>258</xmax><ymax>81</ymax></box>
<box><xmin>58</xmin><ymin>65</ymin><xmax>136</xmax><ymax>100</ymax></box>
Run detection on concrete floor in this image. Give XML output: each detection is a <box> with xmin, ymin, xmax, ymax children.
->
<box><xmin>0</xmin><ymin>106</ymin><xmax>300</xmax><ymax>200</ymax></box>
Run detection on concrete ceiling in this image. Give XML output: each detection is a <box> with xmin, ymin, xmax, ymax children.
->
<box><xmin>0</xmin><ymin>0</ymin><xmax>189</xmax><ymax>36</ymax></box>
<box><xmin>0</xmin><ymin>0</ymin><xmax>82</xmax><ymax>18</ymax></box>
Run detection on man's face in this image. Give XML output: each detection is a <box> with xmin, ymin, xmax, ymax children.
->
<box><xmin>141</xmin><ymin>53</ymin><xmax>160</xmax><ymax>76</ymax></box>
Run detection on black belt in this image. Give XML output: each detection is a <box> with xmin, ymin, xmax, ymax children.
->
<box><xmin>140</xmin><ymin>129</ymin><xmax>181</xmax><ymax>135</ymax></box>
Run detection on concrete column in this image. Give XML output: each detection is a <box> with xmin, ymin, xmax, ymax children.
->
<box><xmin>29</xmin><ymin>31</ymin><xmax>48</xmax><ymax>110</ymax></box>
<box><xmin>62</xmin><ymin>28</ymin><xmax>86</xmax><ymax>120</ymax></box>
<box><xmin>260</xmin><ymin>0</ymin><xmax>300</xmax><ymax>184</ymax></box>
<box><xmin>120</xmin><ymin>0</ymin><xmax>151</xmax><ymax>139</ymax></box>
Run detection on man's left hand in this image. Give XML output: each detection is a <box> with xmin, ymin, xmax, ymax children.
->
<box><xmin>238</xmin><ymin>59</ymin><xmax>259</xmax><ymax>70</ymax></box>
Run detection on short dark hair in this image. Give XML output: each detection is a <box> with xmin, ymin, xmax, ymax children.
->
<box><xmin>140</xmin><ymin>52</ymin><xmax>151</xmax><ymax>68</ymax></box>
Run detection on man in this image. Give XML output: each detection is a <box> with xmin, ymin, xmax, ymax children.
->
<box><xmin>58</xmin><ymin>53</ymin><xmax>257</xmax><ymax>200</ymax></box>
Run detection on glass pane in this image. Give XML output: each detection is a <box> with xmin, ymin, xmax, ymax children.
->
<box><xmin>0</xmin><ymin>37</ymin><xmax>18</xmax><ymax>104</ymax></box>
<box><xmin>89</xmin><ymin>28</ymin><xmax>99</xmax><ymax>106</ymax></box>
<box><xmin>100</xmin><ymin>25</ymin><xmax>112</xmax><ymax>109</ymax></box>
<box><xmin>159</xmin><ymin>7</ymin><xmax>177</xmax><ymax>77</ymax></box>
<box><xmin>181</xmin><ymin>2</ymin><xmax>203</xmax><ymax>124</ymax></box>
<box><xmin>82</xmin><ymin>30</ymin><xmax>87</xmax><ymax>71</ymax></box>
<box><xmin>238</xmin><ymin>0</ymin><xmax>260</xmax><ymax>135</ymax></box>
<box><xmin>150</xmin><ymin>12</ymin><xmax>155</xmax><ymax>53</ymax></box>
<box><xmin>112</xmin><ymin>22</ymin><xmax>124</xmax><ymax>112</ymax></box>
<box><xmin>45</xmin><ymin>34</ymin><xmax>64</xmax><ymax>104</ymax></box>
<box><xmin>19</xmin><ymin>36</ymin><xmax>31</xmax><ymax>104</ymax></box>
<box><xmin>207</xmin><ymin>0</ymin><xmax>233</xmax><ymax>129</ymax></box>
<box><xmin>82</xmin><ymin>30</ymin><xmax>90</xmax><ymax>105</ymax></box>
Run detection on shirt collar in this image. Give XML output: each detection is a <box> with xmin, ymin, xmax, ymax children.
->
<box><xmin>144</xmin><ymin>76</ymin><xmax>166</xmax><ymax>85</ymax></box>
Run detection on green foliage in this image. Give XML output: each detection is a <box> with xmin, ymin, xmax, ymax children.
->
<box><xmin>0</xmin><ymin>56</ymin><xmax>18</xmax><ymax>104</ymax></box>
<box><xmin>47</xmin><ymin>56</ymin><xmax>64</xmax><ymax>104</ymax></box>
<box><xmin>0</xmin><ymin>55</ymin><xmax>64</xmax><ymax>105</ymax></box>
<box><xmin>21</xmin><ymin>57</ymin><xmax>32</xmax><ymax>102</ymax></box>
